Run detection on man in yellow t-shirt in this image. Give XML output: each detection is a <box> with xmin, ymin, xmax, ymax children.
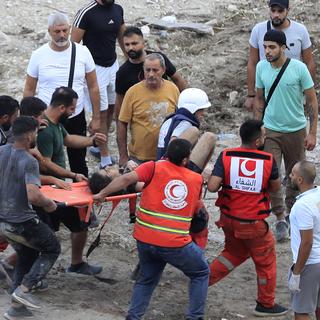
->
<box><xmin>117</xmin><ymin>53</ymin><xmax>179</xmax><ymax>167</ymax></box>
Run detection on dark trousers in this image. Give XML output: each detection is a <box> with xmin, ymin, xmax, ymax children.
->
<box><xmin>0</xmin><ymin>218</ymin><xmax>61</xmax><ymax>291</ymax></box>
<box><xmin>63</xmin><ymin>109</ymin><xmax>88</xmax><ymax>177</ymax></box>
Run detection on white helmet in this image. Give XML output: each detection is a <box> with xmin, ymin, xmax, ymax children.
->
<box><xmin>177</xmin><ymin>88</ymin><xmax>211</xmax><ymax>114</ymax></box>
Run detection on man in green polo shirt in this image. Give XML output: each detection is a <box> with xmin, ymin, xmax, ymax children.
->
<box><xmin>255</xmin><ymin>29</ymin><xmax>318</xmax><ymax>242</ymax></box>
<box><xmin>37</xmin><ymin>86</ymin><xmax>107</xmax><ymax>275</ymax></box>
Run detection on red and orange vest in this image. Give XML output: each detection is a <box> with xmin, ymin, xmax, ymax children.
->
<box><xmin>216</xmin><ymin>148</ymin><xmax>274</xmax><ymax>221</ymax></box>
<box><xmin>133</xmin><ymin>160</ymin><xmax>202</xmax><ymax>247</ymax></box>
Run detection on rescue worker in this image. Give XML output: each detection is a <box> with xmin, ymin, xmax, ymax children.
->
<box><xmin>93</xmin><ymin>138</ymin><xmax>210</xmax><ymax>320</ymax></box>
<box><xmin>207</xmin><ymin>119</ymin><xmax>288</xmax><ymax>317</ymax></box>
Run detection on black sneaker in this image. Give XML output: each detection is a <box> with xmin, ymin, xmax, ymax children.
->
<box><xmin>12</xmin><ymin>286</ymin><xmax>41</xmax><ymax>309</ymax></box>
<box><xmin>253</xmin><ymin>302</ymin><xmax>288</xmax><ymax>317</ymax></box>
<box><xmin>66</xmin><ymin>262</ymin><xmax>102</xmax><ymax>276</ymax></box>
<box><xmin>4</xmin><ymin>304</ymin><xmax>33</xmax><ymax>319</ymax></box>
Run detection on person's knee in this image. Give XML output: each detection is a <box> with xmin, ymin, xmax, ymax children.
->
<box><xmin>202</xmin><ymin>132</ymin><xmax>216</xmax><ymax>149</ymax></box>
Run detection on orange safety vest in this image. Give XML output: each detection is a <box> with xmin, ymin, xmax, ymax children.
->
<box><xmin>133</xmin><ymin>160</ymin><xmax>203</xmax><ymax>247</ymax></box>
<box><xmin>216</xmin><ymin>148</ymin><xmax>273</xmax><ymax>221</ymax></box>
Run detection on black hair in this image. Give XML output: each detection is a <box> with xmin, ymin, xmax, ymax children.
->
<box><xmin>167</xmin><ymin>139</ymin><xmax>192</xmax><ymax>166</ymax></box>
<box><xmin>0</xmin><ymin>95</ymin><xmax>19</xmax><ymax>118</ymax></box>
<box><xmin>123</xmin><ymin>26</ymin><xmax>143</xmax><ymax>38</ymax></box>
<box><xmin>239</xmin><ymin>119</ymin><xmax>264</xmax><ymax>144</ymax></box>
<box><xmin>12</xmin><ymin>116</ymin><xmax>38</xmax><ymax>138</ymax></box>
<box><xmin>88</xmin><ymin>172</ymin><xmax>112</xmax><ymax>195</ymax></box>
<box><xmin>88</xmin><ymin>171</ymin><xmax>124</xmax><ymax>196</ymax></box>
<box><xmin>50</xmin><ymin>87</ymin><xmax>78</xmax><ymax>108</ymax></box>
<box><xmin>20</xmin><ymin>97</ymin><xmax>47</xmax><ymax>117</ymax></box>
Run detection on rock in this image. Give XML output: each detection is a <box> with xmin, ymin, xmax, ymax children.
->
<box><xmin>0</xmin><ymin>31</ymin><xmax>10</xmax><ymax>46</ymax></box>
<box><xmin>228</xmin><ymin>90</ymin><xmax>239</xmax><ymax>106</ymax></box>
<box><xmin>227</xmin><ymin>4</ymin><xmax>238</xmax><ymax>12</ymax></box>
<box><xmin>140</xmin><ymin>25</ymin><xmax>150</xmax><ymax>37</ymax></box>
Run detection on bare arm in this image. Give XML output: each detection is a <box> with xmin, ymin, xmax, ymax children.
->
<box><xmin>64</xmin><ymin>132</ymin><xmax>106</xmax><ymax>149</ymax></box>
<box><xmin>23</xmin><ymin>75</ymin><xmax>38</xmax><ymax>97</ymax></box>
<box><xmin>86</xmin><ymin>70</ymin><xmax>101</xmax><ymax>133</ymax></box>
<box><xmin>71</xmin><ymin>26</ymin><xmax>85</xmax><ymax>43</ymax></box>
<box><xmin>304</xmin><ymin>87</ymin><xmax>318</xmax><ymax>151</ymax></box>
<box><xmin>170</xmin><ymin>72</ymin><xmax>188</xmax><ymax>92</ymax></box>
<box><xmin>254</xmin><ymin>88</ymin><xmax>265</xmax><ymax>120</ymax></box>
<box><xmin>115</xmin><ymin>94</ymin><xmax>124</xmax><ymax>121</ymax></box>
<box><xmin>26</xmin><ymin>184</ymin><xmax>57</xmax><ymax>212</ymax></box>
<box><xmin>117</xmin><ymin>23</ymin><xmax>127</xmax><ymax>58</ymax></box>
<box><xmin>302</xmin><ymin>47</ymin><xmax>316</xmax><ymax>84</ymax></box>
<box><xmin>41</xmin><ymin>156</ymin><xmax>77</xmax><ymax>179</ymax></box>
<box><xmin>268</xmin><ymin>178</ymin><xmax>281</xmax><ymax>193</ymax></box>
<box><xmin>117</xmin><ymin>120</ymin><xmax>129</xmax><ymax>166</ymax></box>
<box><xmin>207</xmin><ymin>175</ymin><xmax>223</xmax><ymax>193</ymax></box>
<box><xmin>293</xmin><ymin>229</ymin><xmax>313</xmax><ymax>275</ymax></box>
<box><xmin>245</xmin><ymin>46</ymin><xmax>260</xmax><ymax>111</ymax></box>
<box><xmin>93</xmin><ymin>171</ymin><xmax>139</xmax><ymax>201</ymax></box>
<box><xmin>40</xmin><ymin>175</ymin><xmax>71</xmax><ymax>190</ymax></box>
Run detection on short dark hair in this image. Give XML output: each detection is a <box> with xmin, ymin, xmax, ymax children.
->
<box><xmin>0</xmin><ymin>95</ymin><xmax>19</xmax><ymax>118</ymax></box>
<box><xmin>297</xmin><ymin>160</ymin><xmax>316</xmax><ymax>185</ymax></box>
<box><xmin>239</xmin><ymin>120</ymin><xmax>264</xmax><ymax>144</ymax></box>
<box><xmin>88</xmin><ymin>172</ymin><xmax>112</xmax><ymax>195</ymax></box>
<box><xmin>20</xmin><ymin>97</ymin><xmax>47</xmax><ymax>117</ymax></box>
<box><xmin>167</xmin><ymin>139</ymin><xmax>192</xmax><ymax>166</ymax></box>
<box><xmin>88</xmin><ymin>171</ymin><xmax>124</xmax><ymax>196</ymax></box>
<box><xmin>50</xmin><ymin>87</ymin><xmax>78</xmax><ymax>108</ymax></box>
<box><xmin>123</xmin><ymin>26</ymin><xmax>143</xmax><ymax>38</ymax></box>
<box><xmin>12</xmin><ymin>116</ymin><xmax>38</xmax><ymax>138</ymax></box>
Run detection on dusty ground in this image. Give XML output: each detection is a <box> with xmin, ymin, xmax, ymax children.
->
<box><xmin>1</xmin><ymin>0</ymin><xmax>320</xmax><ymax>319</ymax></box>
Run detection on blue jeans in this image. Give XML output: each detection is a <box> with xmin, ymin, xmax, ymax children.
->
<box><xmin>126</xmin><ymin>241</ymin><xmax>209</xmax><ymax>320</ymax></box>
<box><xmin>0</xmin><ymin>218</ymin><xmax>61</xmax><ymax>291</ymax></box>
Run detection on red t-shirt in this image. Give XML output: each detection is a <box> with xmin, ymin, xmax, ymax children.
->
<box><xmin>134</xmin><ymin>161</ymin><xmax>155</xmax><ymax>185</ymax></box>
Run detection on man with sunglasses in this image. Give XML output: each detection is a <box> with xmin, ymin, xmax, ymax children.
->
<box><xmin>245</xmin><ymin>0</ymin><xmax>316</xmax><ymax>111</ymax></box>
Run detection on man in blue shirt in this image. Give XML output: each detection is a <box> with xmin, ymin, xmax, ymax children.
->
<box><xmin>255</xmin><ymin>29</ymin><xmax>318</xmax><ymax>242</ymax></box>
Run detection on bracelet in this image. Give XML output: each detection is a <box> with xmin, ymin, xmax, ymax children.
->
<box><xmin>247</xmin><ymin>94</ymin><xmax>256</xmax><ymax>98</ymax></box>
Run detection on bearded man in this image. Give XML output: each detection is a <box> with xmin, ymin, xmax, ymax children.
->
<box><xmin>245</xmin><ymin>0</ymin><xmax>316</xmax><ymax>112</ymax></box>
<box><xmin>254</xmin><ymin>29</ymin><xmax>318</xmax><ymax>242</ymax></box>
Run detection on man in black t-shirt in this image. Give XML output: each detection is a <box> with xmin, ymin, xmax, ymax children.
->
<box><xmin>72</xmin><ymin>0</ymin><xmax>126</xmax><ymax>167</ymax></box>
<box><xmin>115</xmin><ymin>26</ymin><xmax>188</xmax><ymax>119</ymax></box>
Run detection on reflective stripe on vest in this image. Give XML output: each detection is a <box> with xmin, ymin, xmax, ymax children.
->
<box><xmin>139</xmin><ymin>207</ymin><xmax>192</xmax><ymax>222</ymax></box>
<box><xmin>136</xmin><ymin>207</ymin><xmax>192</xmax><ymax>235</ymax></box>
<box><xmin>136</xmin><ymin>217</ymin><xmax>190</xmax><ymax>235</ymax></box>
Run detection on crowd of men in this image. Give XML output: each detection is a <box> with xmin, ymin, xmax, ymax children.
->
<box><xmin>0</xmin><ymin>0</ymin><xmax>319</xmax><ymax>319</ymax></box>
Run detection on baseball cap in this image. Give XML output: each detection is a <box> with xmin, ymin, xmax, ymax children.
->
<box><xmin>264</xmin><ymin>29</ymin><xmax>288</xmax><ymax>48</ymax></box>
<box><xmin>269</xmin><ymin>0</ymin><xmax>289</xmax><ymax>8</ymax></box>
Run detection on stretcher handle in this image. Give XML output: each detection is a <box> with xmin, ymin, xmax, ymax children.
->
<box><xmin>55</xmin><ymin>201</ymin><xmax>67</xmax><ymax>208</ymax></box>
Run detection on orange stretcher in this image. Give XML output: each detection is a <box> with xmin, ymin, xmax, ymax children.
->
<box><xmin>40</xmin><ymin>181</ymin><xmax>140</xmax><ymax>258</ymax></box>
<box><xmin>40</xmin><ymin>181</ymin><xmax>139</xmax><ymax>223</ymax></box>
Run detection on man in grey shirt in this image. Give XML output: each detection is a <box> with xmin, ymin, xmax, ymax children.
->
<box><xmin>0</xmin><ymin>116</ymin><xmax>61</xmax><ymax>318</ymax></box>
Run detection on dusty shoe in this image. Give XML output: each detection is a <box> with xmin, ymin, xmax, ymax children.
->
<box><xmin>275</xmin><ymin>220</ymin><xmax>289</xmax><ymax>242</ymax></box>
<box><xmin>66</xmin><ymin>262</ymin><xmax>102</xmax><ymax>276</ymax></box>
<box><xmin>4</xmin><ymin>304</ymin><xmax>33</xmax><ymax>319</ymax></box>
<box><xmin>253</xmin><ymin>302</ymin><xmax>288</xmax><ymax>317</ymax></box>
<box><xmin>30</xmin><ymin>279</ymin><xmax>49</xmax><ymax>292</ymax></box>
<box><xmin>12</xmin><ymin>286</ymin><xmax>41</xmax><ymax>309</ymax></box>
